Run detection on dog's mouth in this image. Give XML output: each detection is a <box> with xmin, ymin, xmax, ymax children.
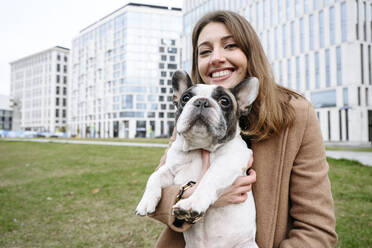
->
<box><xmin>183</xmin><ymin>111</ymin><xmax>212</xmax><ymax>133</ymax></box>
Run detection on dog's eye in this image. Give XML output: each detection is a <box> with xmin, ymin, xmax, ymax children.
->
<box><xmin>182</xmin><ymin>94</ymin><xmax>191</xmax><ymax>103</ymax></box>
<box><xmin>218</xmin><ymin>96</ymin><xmax>230</xmax><ymax>107</ymax></box>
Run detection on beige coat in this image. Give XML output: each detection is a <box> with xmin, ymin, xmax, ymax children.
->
<box><xmin>151</xmin><ymin>97</ymin><xmax>338</xmax><ymax>248</ymax></box>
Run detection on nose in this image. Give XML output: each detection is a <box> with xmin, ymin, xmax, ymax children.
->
<box><xmin>210</xmin><ymin>48</ymin><xmax>226</xmax><ymax>65</ymax></box>
<box><xmin>193</xmin><ymin>98</ymin><xmax>210</xmax><ymax>108</ymax></box>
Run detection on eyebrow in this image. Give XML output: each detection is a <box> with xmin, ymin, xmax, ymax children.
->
<box><xmin>197</xmin><ymin>35</ymin><xmax>235</xmax><ymax>48</ymax></box>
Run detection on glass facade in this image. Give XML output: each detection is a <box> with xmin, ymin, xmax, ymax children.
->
<box><xmin>69</xmin><ymin>4</ymin><xmax>182</xmax><ymax>138</ymax></box>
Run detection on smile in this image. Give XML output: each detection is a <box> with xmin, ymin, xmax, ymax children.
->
<box><xmin>211</xmin><ymin>70</ymin><xmax>232</xmax><ymax>78</ymax></box>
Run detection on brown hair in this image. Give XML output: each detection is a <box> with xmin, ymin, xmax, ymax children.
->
<box><xmin>191</xmin><ymin>10</ymin><xmax>302</xmax><ymax>141</ymax></box>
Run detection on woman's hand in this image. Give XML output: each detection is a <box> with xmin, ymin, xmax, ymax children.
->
<box><xmin>182</xmin><ymin>150</ymin><xmax>256</xmax><ymax>207</ymax></box>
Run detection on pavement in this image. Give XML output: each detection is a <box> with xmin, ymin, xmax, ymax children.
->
<box><xmin>325</xmin><ymin>150</ymin><xmax>372</xmax><ymax>167</ymax></box>
<box><xmin>3</xmin><ymin>138</ymin><xmax>372</xmax><ymax>167</ymax></box>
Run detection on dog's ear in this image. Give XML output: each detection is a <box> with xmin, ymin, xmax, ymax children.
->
<box><xmin>172</xmin><ymin>70</ymin><xmax>193</xmax><ymax>104</ymax></box>
<box><xmin>231</xmin><ymin>77</ymin><xmax>259</xmax><ymax>115</ymax></box>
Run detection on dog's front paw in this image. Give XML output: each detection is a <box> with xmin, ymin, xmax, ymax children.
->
<box><xmin>135</xmin><ymin>189</ymin><xmax>161</xmax><ymax>216</ymax></box>
<box><xmin>172</xmin><ymin>198</ymin><xmax>207</xmax><ymax>224</ymax></box>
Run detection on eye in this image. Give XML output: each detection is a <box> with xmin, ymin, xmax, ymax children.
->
<box><xmin>182</xmin><ymin>94</ymin><xmax>191</xmax><ymax>104</ymax></box>
<box><xmin>218</xmin><ymin>96</ymin><xmax>230</xmax><ymax>107</ymax></box>
<box><xmin>225</xmin><ymin>43</ymin><xmax>238</xmax><ymax>49</ymax></box>
<box><xmin>199</xmin><ymin>49</ymin><xmax>211</xmax><ymax>56</ymax></box>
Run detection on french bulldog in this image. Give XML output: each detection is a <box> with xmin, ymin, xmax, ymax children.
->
<box><xmin>135</xmin><ymin>71</ymin><xmax>259</xmax><ymax>248</ymax></box>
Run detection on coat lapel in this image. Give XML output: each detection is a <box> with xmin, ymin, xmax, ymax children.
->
<box><xmin>251</xmin><ymin>128</ymin><xmax>288</xmax><ymax>247</ymax></box>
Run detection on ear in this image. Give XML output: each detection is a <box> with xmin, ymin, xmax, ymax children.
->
<box><xmin>172</xmin><ymin>70</ymin><xmax>193</xmax><ymax>103</ymax></box>
<box><xmin>231</xmin><ymin>77</ymin><xmax>259</xmax><ymax>114</ymax></box>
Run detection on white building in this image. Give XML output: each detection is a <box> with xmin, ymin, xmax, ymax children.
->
<box><xmin>183</xmin><ymin>0</ymin><xmax>372</xmax><ymax>146</ymax></box>
<box><xmin>10</xmin><ymin>46</ymin><xmax>70</xmax><ymax>132</ymax></box>
<box><xmin>69</xmin><ymin>3</ymin><xmax>182</xmax><ymax>138</ymax></box>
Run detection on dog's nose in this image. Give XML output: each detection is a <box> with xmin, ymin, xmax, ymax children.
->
<box><xmin>193</xmin><ymin>98</ymin><xmax>210</xmax><ymax>108</ymax></box>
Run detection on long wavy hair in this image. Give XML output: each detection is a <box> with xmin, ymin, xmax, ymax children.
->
<box><xmin>191</xmin><ymin>10</ymin><xmax>302</xmax><ymax>141</ymax></box>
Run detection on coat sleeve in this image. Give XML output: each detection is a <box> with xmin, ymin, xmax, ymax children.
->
<box><xmin>279</xmin><ymin>103</ymin><xmax>338</xmax><ymax>247</ymax></box>
<box><xmin>149</xmin><ymin>129</ymin><xmax>192</xmax><ymax>233</ymax></box>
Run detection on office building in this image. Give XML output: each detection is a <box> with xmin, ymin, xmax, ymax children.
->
<box><xmin>10</xmin><ymin>46</ymin><xmax>70</xmax><ymax>132</ymax></box>
<box><xmin>182</xmin><ymin>0</ymin><xmax>372</xmax><ymax>146</ymax></box>
<box><xmin>0</xmin><ymin>95</ymin><xmax>12</xmax><ymax>130</ymax></box>
<box><xmin>69</xmin><ymin>3</ymin><xmax>182</xmax><ymax>138</ymax></box>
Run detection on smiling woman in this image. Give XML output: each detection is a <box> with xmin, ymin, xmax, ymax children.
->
<box><xmin>150</xmin><ymin>10</ymin><xmax>338</xmax><ymax>248</ymax></box>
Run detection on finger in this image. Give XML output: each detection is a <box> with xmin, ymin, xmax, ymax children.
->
<box><xmin>234</xmin><ymin>185</ymin><xmax>252</xmax><ymax>194</ymax></box>
<box><xmin>231</xmin><ymin>193</ymin><xmax>248</xmax><ymax>204</ymax></box>
<box><xmin>233</xmin><ymin>174</ymin><xmax>256</xmax><ymax>186</ymax></box>
<box><xmin>245</xmin><ymin>156</ymin><xmax>254</xmax><ymax>174</ymax></box>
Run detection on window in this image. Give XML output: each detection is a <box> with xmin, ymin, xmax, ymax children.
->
<box><xmin>159</xmin><ymin>47</ymin><xmax>165</xmax><ymax>53</ymax></box>
<box><xmin>161</xmin><ymin>55</ymin><xmax>167</xmax><ymax>61</ymax></box>
<box><xmin>56</xmin><ymin>98</ymin><xmax>59</xmax><ymax>106</ymax></box>
<box><xmin>161</xmin><ymin>104</ymin><xmax>166</xmax><ymax>110</ymax></box>
<box><xmin>161</xmin><ymin>88</ymin><xmax>166</xmax><ymax>93</ymax></box>
<box><xmin>62</xmin><ymin>109</ymin><xmax>66</xmax><ymax>118</ymax></box>
<box><xmin>358</xmin><ymin>87</ymin><xmax>361</xmax><ymax>106</ymax></box>
<box><xmin>63</xmin><ymin>76</ymin><xmax>67</xmax><ymax>84</ymax></box>
<box><xmin>56</xmin><ymin>75</ymin><xmax>60</xmax><ymax>83</ymax></box>
<box><xmin>56</xmin><ymin>86</ymin><xmax>60</xmax><ymax>94</ymax></box>
<box><xmin>311</xmin><ymin>89</ymin><xmax>336</xmax><ymax>108</ymax></box>
<box><xmin>315</xmin><ymin>52</ymin><xmax>320</xmax><ymax>88</ymax></box>
<box><xmin>275</xmin><ymin>28</ymin><xmax>279</xmax><ymax>59</ymax></box>
<box><xmin>356</xmin><ymin>0</ymin><xmax>359</xmax><ymax>39</ymax></box>
<box><xmin>309</xmin><ymin>14</ymin><xmax>314</xmax><ymax>50</ymax></box>
<box><xmin>167</xmin><ymin>47</ymin><xmax>177</xmax><ymax>53</ymax></box>
<box><xmin>319</xmin><ymin>10</ymin><xmax>324</xmax><ymax>48</ymax></box>
<box><xmin>305</xmin><ymin>54</ymin><xmax>310</xmax><ymax>90</ymax></box>
<box><xmin>159</xmin><ymin>63</ymin><xmax>164</xmax><ymax>69</ymax></box>
<box><xmin>64</xmin><ymin>56</ymin><xmax>67</xmax><ymax>62</ymax></box>
<box><xmin>282</xmin><ymin>24</ymin><xmax>287</xmax><ymax>57</ymax></box>
<box><xmin>341</xmin><ymin>2</ymin><xmax>347</xmax><ymax>41</ymax></box>
<box><xmin>121</xmin><ymin>95</ymin><xmax>133</xmax><ymax>109</ymax></box>
<box><xmin>296</xmin><ymin>57</ymin><xmax>300</xmax><ymax>91</ymax></box>
<box><xmin>63</xmin><ymin>87</ymin><xmax>67</xmax><ymax>95</ymax></box>
<box><xmin>63</xmin><ymin>98</ymin><xmax>66</xmax><ymax>107</ymax></box>
<box><xmin>57</xmin><ymin>54</ymin><xmax>60</xmax><ymax>61</ymax></box>
<box><xmin>343</xmin><ymin>88</ymin><xmax>348</xmax><ymax>106</ymax></box>
<box><xmin>57</xmin><ymin>64</ymin><xmax>60</xmax><ymax>72</ymax></box>
<box><xmin>63</xmin><ymin>65</ymin><xmax>67</xmax><ymax>73</ymax></box>
<box><xmin>168</xmin><ymin>63</ymin><xmax>177</xmax><ymax>69</ymax></box>
<box><xmin>161</xmin><ymin>71</ymin><xmax>166</xmax><ymax>77</ymax></box>
<box><xmin>291</xmin><ymin>21</ymin><xmax>295</xmax><ymax>55</ymax></box>
<box><xmin>300</xmin><ymin>18</ymin><xmax>305</xmax><ymax>52</ymax></box>
<box><xmin>329</xmin><ymin>7</ymin><xmax>335</xmax><ymax>45</ymax></box>
<box><xmin>362</xmin><ymin>44</ymin><xmax>365</xmax><ymax>84</ymax></box>
<box><xmin>325</xmin><ymin>49</ymin><xmax>331</xmax><ymax>87</ymax></box>
<box><xmin>170</xmin><ymin>55</ymin><xmax>175</xmax><ymax>62</ymax></box>
<box><xmin>336</xmin><ymin>46</ymin><xmax>342</xmax><ymax>85</ymax></box>
<box><xmin>55</xmin><ymin>109</ymin><xmax>59</xmax><ymax>117</ymax></box>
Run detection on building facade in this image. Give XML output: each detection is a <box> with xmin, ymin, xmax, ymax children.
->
<box><xmin>183</xmin><ymin>0</ymin><xmax>372</xmax><ymax>146</ymax></box>
<box><xmin>69</xmin><ymin>3</ymin><xmax>182</xmax><ymax>138</ymax></box>
<box><xmin>10</xmin><ymin>46</ymin><xmax>70</xmax><ymax>132</ymax></box>
<box><xmin>0</xmin><ymin>95</ymin><xmax>12</xmax><ymax>130</ymax></box>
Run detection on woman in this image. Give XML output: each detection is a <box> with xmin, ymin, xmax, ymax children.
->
<box><xmin>150</xmin><ymin>10</ymin><xmax>337</xmax><ymax>247</ymax></box>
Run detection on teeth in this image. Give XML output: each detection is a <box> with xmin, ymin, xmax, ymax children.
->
<box><xmin>211</xmin><ymin>70</ymin><xmax>231</xmax><ymax>78</ymax></box>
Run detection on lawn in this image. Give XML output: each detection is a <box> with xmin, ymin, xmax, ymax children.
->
<box><xmin>0</xmin><ymin>140</ymin><xmax>371</xmax><ymax>247</ymax></box>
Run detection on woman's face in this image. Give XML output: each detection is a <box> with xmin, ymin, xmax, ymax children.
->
<box><xmin>197</xmin><ymin>22</ymin><xmax>248</xmax><ymax>88</ymax></box>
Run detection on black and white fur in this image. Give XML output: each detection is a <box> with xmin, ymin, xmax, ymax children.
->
<box><xmin>136</xmin><ymin>71</ymin><xmax>259</xmax><ymax>248</ymax></box>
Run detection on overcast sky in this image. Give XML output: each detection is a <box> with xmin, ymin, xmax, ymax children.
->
<box><xmin>0</xmin><ymin>0</ymin><xmax>183</xmax><ymax>96</ymax></box>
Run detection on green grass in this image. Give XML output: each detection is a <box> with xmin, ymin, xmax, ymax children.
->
<box><xmin>0</xmin><ymin>141</ymin><xmax>371</xmax><ymax>247</ymax></box>
<box><xmin>8</xmin><ymin>137</ymin><xmax>171</xmax><ymax>144</ymax></box>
